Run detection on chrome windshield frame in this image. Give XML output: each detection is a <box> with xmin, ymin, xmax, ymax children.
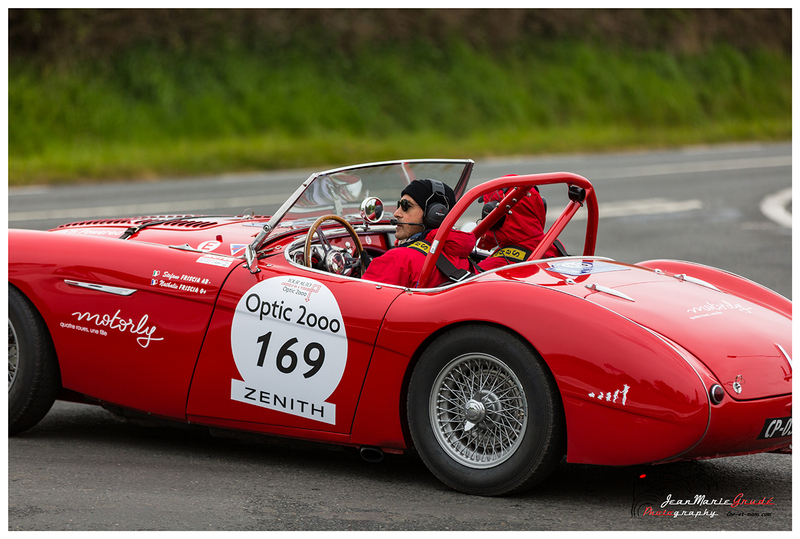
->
<box><xmin>244</xmin><ymin>159</ymin><xmax>474</xmax><ymax>272</ymax></box>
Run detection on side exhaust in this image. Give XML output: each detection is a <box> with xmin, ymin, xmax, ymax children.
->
<box><xmin>359</xmin><ymin>446</ymin><xmax>384</xmax><ymax>463</ymax></box>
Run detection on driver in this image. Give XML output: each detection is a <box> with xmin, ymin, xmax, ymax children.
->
<box><xmin>362</xmin><ymin>179</ymin><xmax>475</xmax><ymax>288</ymax></box>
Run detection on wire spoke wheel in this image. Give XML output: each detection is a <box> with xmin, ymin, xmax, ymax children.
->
<box><xmin>430</xmin><ymin>353</ymin><xmax>527</xmax><ymax>468</ymax></box>
<box><xmin>408</xmin><ymin>325</ymin><xmax>565</xmax><ymax>496</ymax></box>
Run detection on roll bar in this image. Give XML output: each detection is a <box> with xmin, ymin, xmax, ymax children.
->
<box><xmin>418</xmin><ymin>172</ymin><xmax>598</xmax><ymax>288</ymax></box>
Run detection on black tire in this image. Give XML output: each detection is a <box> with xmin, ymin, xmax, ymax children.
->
<box><xmin>407</xmin><ymin>325</ymin><xmax>565</xmax><ymax>496</ymax></box>
<box><xmin>8</xmin><ymin>285</ymin><xmax>61</xmax><ymax>435</ymax></box>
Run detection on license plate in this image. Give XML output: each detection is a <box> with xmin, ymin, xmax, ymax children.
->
<box><xmin>757</xmin><ymin>416</ymin><xmax>792</xmax><ymax>439</ymax></box>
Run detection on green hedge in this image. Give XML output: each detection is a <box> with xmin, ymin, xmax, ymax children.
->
<box><xmin>8</xmin><ymin>25</ymin><xmax>791</xmax><ymax>184</ymax></box>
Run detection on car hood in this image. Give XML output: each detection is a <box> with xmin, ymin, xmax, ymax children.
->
<box><xmin>493</xmin><ymin>259</ymin><xmax>792</xmax><ymax>400</ymax></box>
<box><xmin>50</xmin><ymin>215</ymin><xmax>276</xmax><ymax>258</ymax></box>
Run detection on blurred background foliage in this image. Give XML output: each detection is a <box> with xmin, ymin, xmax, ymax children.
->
<box><xmin>7</xmin><ymin>8</ymin><xmax>792</xmax><ymax>185</ymax></box>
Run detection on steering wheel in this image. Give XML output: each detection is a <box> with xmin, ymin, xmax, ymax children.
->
<box><xmin>303</xmin><ymin>215</ymin><xmax>365</xmax><ymax>276</ymax></box>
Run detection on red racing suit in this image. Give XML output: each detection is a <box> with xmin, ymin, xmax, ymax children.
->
<box><xmin>363</xmin><ymin>228</ymin><xmax>476</xmax><ymax>288</ymax></box>
<box><xmin>478</xmin><ymin>186</ymin><xmax>561</xmax><ymax>271</ymax></box>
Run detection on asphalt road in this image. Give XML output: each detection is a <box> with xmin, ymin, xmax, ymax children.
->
<box><xmin>7</xmin><ymin>142</ymin><xmax>792</xmax><ymax>530</ymax></box>
<box><xmin>7</xmin><ymin>400</ymin><xmax>792</xmax><ymax>531</ymax></box>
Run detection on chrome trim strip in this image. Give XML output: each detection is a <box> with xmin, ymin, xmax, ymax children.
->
<box><xmin>674</xmin><ymin>273</ymin><xmax>721</xmax><ymax>292</ymax></box>
<box><xmin>776</xmin><ymin>343</ymin><xmax>792</xmax><ymax>370</ymax></box>
<box><xmin>644</xmin><ymin>258</ymin><xmax>791</xmax><ymax>303</ymax></box>
<box><xmin>168</xmin><ymin>243</ymin><xmax>211</xmax><ymax>253</ymax></box>
<box><xmin>585</xmin><ymin>283</ymin><xmax>635</xmax><ymax>302</ymax></box>
<box><xmin>64</xmin><ymin>280</ymin><xmax>137</xmax><ymax>296</ymax></box>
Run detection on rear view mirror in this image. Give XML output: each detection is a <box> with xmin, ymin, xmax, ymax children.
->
<box><xmin>360</xmin><ymin>197</ymin><xmax>384</xmax><ymax>224</ymax></box>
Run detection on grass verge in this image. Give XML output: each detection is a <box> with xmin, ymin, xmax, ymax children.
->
<box><xmin>9</xmin><ymin>119</ymin><xmax>791</xmax><ymax>187</ymax></box>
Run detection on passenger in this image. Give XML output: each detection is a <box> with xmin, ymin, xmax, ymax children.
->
<box><xmin>478</xmin><ymin>185</ymin><xmax>563</xmax><ymax>271</ymax></box>
<box><xmin>362</xmin><ymin>179</ymin><xmax>475</xmax><ymax>288</ymax></box>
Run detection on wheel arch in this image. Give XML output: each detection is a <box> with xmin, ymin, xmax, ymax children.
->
<box><xmin>8</xmin><ymin>282</ymin><xmax>63</xmax><ymax>383</ymax></box>
<box><xmin>9</xmin><ymin>230</ymin><xmax>79</xmax><ymax>346</ymax></box>
<box><xmin>8</xmin><ymin>279</ymin><xmax>57</xmax><ymax>344</ymax></box>
<box><xmin>8</xmin><ymin>282</ymin><xmax>64</xmax><ymax>434</ymax></box>
<box><xmin>350</xmin><ymin>281</ymin><xmax>586</xmax><ymax>451</ymax></box>
<box><xmin>8</xmin><ymin>282</ymin><xmax>86</xmax><ymax>407</ymax></box>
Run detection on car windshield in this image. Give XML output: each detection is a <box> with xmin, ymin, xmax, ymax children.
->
<box><xmin>273</xmin><ymin>160</ymin><xmax>473</xmax><ymax>229</ymax></box>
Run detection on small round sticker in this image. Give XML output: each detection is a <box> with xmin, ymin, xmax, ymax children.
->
<box><xmin>230</xmin><ymin>277</ymin><xmax>347</xmax><ymax>425</ymax></box>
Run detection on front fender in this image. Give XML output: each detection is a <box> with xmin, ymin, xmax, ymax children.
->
<box><xmin>8</xmin><ymin>229</ymin><xmax>238</xmax><ymax>419</ymax></box>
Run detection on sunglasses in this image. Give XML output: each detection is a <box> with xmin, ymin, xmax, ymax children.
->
<box><xmin>397</xmin><ymin>199</ymin><xmax>417</xmax><ymax>212</ymax></box>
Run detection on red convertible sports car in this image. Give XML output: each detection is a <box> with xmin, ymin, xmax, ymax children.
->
<box><xmin>8</xmin><ymin>159</ymin><xmax>792</xmax><ymax>496</ymax></box>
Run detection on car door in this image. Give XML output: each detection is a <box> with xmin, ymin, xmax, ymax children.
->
<box><xmin>186</xmin><ymin>256</ymin><xmax>404</xmax><ymax>436</ymax></box>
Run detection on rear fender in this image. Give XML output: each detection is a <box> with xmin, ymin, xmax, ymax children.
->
<box><xmin>352</xmin><ymin>278</ymin><xmax>710</xmax><ymax>465</ymax></box>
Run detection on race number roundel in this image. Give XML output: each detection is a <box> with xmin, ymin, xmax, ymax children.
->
<box><xmin>230</xmin><ymin>277</ymin><xmax>347</xmax><ymax>425</ymax></box>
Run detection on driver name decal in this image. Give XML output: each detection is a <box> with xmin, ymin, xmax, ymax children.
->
<box><xmin>196</xmin><ymin>253</ymin><xmax>235</xmax><ymax>268</ymax></box>
<box><xmin>230</xmin><ymin>277</ymin><xmax>347</xmax><ymax>425</ymax></box>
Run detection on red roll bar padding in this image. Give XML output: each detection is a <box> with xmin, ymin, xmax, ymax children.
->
<box><xmin>469</xmin><ymin>184</ymin><xmax>535</xmax><ymax>240</ymax></box>
<box><xmin>418</xmin><ymin>172</ymin><xmax>598</xmax><ymax>288</ymax></box>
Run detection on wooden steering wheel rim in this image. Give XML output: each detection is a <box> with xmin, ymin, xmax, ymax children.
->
<box><xmin>303</xmin><ymin>215</ymin><xmax>364</xmax><ymax>274</ymax></box>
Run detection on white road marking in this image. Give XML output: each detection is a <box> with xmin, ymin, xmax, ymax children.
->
<box><xmin>458</xmin><ymin>198</ymin><xmax>703</xmax><ymax>228</ymax></box>
<box><xmin>8</xmin><ymin>194</ymin><xmax>287</xmax><ymax>222</ymax></box>
<box><xmin>759</xmin><ymin>187</ymin><xmax>792</xmax><ymax>229</ymax></box>
<box><xmin>476</xmin><ymin>154</ymin><xmax>791</xmax><ymax>182</ymax></box>
<box><xmin>585</xmin><ymin>155</ymin><xmax>791</xmax><ymax>181</ymax></box>
<box><xmin>548</xmin><ymin>198</ymin><xmax>703</xmax><ymax>222</ymax></box>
